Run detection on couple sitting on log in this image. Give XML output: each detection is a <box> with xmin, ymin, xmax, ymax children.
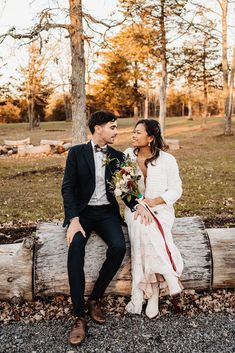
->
<box><xmin>62</xmin><ymin>110</ymin><xmax>184</xmax><ymax>346</ymax></box>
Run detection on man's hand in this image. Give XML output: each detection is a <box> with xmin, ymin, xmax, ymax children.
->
<box><xmin>134</xmin><ymin>204</ymin><xmax>152</xmax><ymax>225</ymax></box>
<box><xmin>67</xmin><ymin>217</ymin><xmax>86</xmax><ymax>246</ymax></box>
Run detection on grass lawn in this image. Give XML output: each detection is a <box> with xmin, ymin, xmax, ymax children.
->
<box><xmin>0</xmin><ymin>116</ymin><xmax>234</xmax><ymax>228</ymax></box>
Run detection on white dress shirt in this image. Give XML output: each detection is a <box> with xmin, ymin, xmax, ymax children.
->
<box><xmin>88</xmin><ymin>140</ymin><xmax>110</xmax><ymax>206</ymax></box>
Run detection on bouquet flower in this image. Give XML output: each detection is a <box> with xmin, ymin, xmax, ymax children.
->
<box><xmin>110</xmin><ymin>154</ymin><xmax>142</xmax><ymax>202</ymax></box>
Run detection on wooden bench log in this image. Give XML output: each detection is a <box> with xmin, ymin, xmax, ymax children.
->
<box><xmin>34</xmin><ymin>217</ymin><xmax>212</xmax><ymax>298</ymax></box>
<box><xmin>4</xmin><ymin>137</ymin><xmax>30</xmax><ymax>146</ymax></box>
<box><xmin>207</xmin><ymin>228</ymin><xmax>235</xmax><ymax>288</ymax></box>
<box><xmin>0</xmin><ymin>238</ymin><xmax>34</xmax><ymax>301</ymax></box>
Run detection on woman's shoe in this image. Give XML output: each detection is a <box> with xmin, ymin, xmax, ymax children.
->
<box><xmin>145</xmin><ymin>284</ymin><xmax>159</xmax><ymax>319</ymax></box>
<box><xmin>163</xmin><ymin>273</ymin><xmax>182</xmax><ymax>296</ymax></box>
<box><xmin>125</xmin><ymin>300</ymin><xmax>142</xmax><ymax>315</ymax></box>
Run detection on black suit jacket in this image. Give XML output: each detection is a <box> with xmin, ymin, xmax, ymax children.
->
<box><xmin>61</xmin><ymin>141</ymin><xmax>138</xmax><ymax>227</ymax></box>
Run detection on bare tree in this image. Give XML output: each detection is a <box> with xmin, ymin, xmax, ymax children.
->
<box><xmin>1</xmin><ymin>0</ymin><xmax>121</xmax><ymax>144</ymax></box>
<box><xmin>217</xmin><ymin>0</ymin><xmax>234</xmax><ymax>135</ymax></box>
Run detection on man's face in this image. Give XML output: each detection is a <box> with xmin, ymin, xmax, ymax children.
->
<box><xmin>96</xmin><ymin>121</ymin><xmax>118</xmax><ymax>145</ymax></box>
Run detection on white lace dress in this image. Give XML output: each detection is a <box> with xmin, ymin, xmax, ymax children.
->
<box><xmin>124</xmin><ymin>148</ymin><xmax>184</xmax><ymax>316</ymax></box>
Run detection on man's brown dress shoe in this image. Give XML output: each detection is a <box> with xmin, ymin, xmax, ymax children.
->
<box><xmin>68</xmin><ymin>317</ymin><xmax>87</xmax><ymax>345</ymax></box>
<box><xmin>86</xmin><ymin>299</ymin><xmax>106</xmax><ymax>324</ymax></box>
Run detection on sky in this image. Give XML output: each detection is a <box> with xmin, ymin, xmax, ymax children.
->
<box><xmin>0</xmin><ymin>0</ymin><xmax>234</xmax><ymax>89</ymax></box>
<box><xmin>0</xmin><ymin>0</ymin><xmax>120</xmax><ymax>87</ymax></box>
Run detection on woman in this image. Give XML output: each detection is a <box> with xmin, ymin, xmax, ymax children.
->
<box><xmin>124</xmin><ymin>119</ymin><xmax>184</xmax><ymax>319</ymax></box>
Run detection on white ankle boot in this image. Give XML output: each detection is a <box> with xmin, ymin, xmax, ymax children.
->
<box><xmin>145</xmin><ymin>284</ymin><xmax>159</xmax><ymax>319</ymax></box>
<box><xmin>163</xmin><ymin>273</ymin><xmax>182</xmax><ymax>296</ymax></box>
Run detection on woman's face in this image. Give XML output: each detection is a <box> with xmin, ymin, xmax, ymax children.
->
<box><xmin>132</xmin><ymin>123</ymin><xmax>153</xmax><ymax>148</ymax></box>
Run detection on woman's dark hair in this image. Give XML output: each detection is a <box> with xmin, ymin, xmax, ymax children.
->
<box><xmin>134</xmin><ymin>119</ymin><xmax>168</xmax><ymax>166</ymax></box>
<box><xmin>88</xmin><ymin>110</ymin><xmax>116</xmax><ymax>134</ymax></box>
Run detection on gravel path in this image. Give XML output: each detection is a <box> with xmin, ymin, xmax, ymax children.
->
<box><xmin>0</xmin><ymin>312</ymin><xmax>234</xmax><ymax>353</ymax></box>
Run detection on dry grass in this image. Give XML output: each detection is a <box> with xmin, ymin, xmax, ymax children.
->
<box><xmin>0</xmin><ymin>116</ymin><xmax>234</xmax><ymax>227</ymax></box>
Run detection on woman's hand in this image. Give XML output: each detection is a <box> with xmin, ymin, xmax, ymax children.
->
<box><xmin>143</xmin><ymin>197</ymin><xmax>165</xmax><ymax>208</ymax></box>
<box><xmin>142</xmin><ymin>197</ymin><xmax>157</xmax><ymax>208</ymax></box>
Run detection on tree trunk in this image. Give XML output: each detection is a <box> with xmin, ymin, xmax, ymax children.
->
<box><xmin>133</xmin><ymin>103</ymin><xmax>139</xmax><ymax>122</ymax></box>
<box><xmin>64</xmin><ymin>94</ymin><xmax>72</xmax><ymax>121</ymax></box>
<box><xmin>34</xmin><ymin>217</ymin><xmax>212</xmax><ymax>298</ymax></box>
<box><xmin>28</xmin><ymin>96</ymin><xmax>35</xmax><ymax>130</ymax></box>
<box><xmin>207</xmin><ymin>228</ymin><xmax>235</xmax><ymax>288</ymax></box>
<box><xmin>201</xmin><ymin>88</ymin><xmax>208</xmax><ymax>129</ymax></box>
<box><xmin>4</xmin><ymin>138</ymin><xmax>30</xmax><ymax>146</ymax></box>
<box><xmin>144</xmin><ymin>80</ymin><xmax>149</xmax><ymax>119</ymax></box>
<box><xmin>159</xmin><ymin>1</ymin><xmax>167</xmax><ymax>135</ymax></box>
<box><xmin>0</xmin><ymin>238</ymin><xmax>34</xmax><ymax>301</ymax></box>
<box><xmin>69</xmin><ymin>0</ymin><xmax>87</xmax><ymax>145</ymax></box>
<box><xmin>201</xmin><ymin>39</ymin><xmax>208</xmax><ymax>129</ymax></box>
<box><xmin>133</xmin><ymin>61</ymin><xmax>139</xmax><ymax>121</ymax></box>
<box><xmin>221</xmin><ymin>0</ymin><xmax>231</xmax><ymax>135</ymax></box>
<box><xmin>227</xmin><ymin>44</ymin><xmax>235</xmax><ymax>135</ymax></box>
<box><xmin>17</xmin><ymin>144</ymin><xmax>52</xmax><ymax>156</ymax></box>
<box><xmin>182</xmin><ymin>101</ymin><xmax>185</xmax><ymax>117</ymax></box>
<box><xmin>188</xmin><ymin>82</ymin><xmax>193</xmax><ymax>120</ymax></box>
<box><xmin>1</xmin><ymin>218</ymin><xmax>235</xmax><ymax>301</ymax></box>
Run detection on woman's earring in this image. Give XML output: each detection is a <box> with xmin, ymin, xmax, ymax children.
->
<box><xmin>148</xmin><ymin>142</ymin><xmax>151</xmax><ymax>146</ymax></box>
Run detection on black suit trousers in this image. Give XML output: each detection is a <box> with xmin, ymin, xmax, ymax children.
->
<box><xmin>67</xmin><ymin>204</ymin><xmax>126</xmax><ymax>317</ymax></box>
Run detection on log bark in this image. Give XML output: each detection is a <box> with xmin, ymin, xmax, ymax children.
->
<box><xmin>0</xmin><ymin>238</ymin><xmax>34</xmax><ymax>301</ymax></box>
<box><xmin>207</xmin><ymin>228</ymin><xmax>235</xmax><ymax>288</ymax></box>
<box><xmin>4</xmin><ymin>138</ymin><xmax>30</xmax><ymax>146</ymax></box>
<box><xmin>40</xmin><ymin>139</ymin><xmax>64</xmax><ymax>146</ymax></box>
<box><xmin>1</xmin><ymin>218</ymin><xmax>234</xmax><ymax>301</ymax></box>
<box><xmin>34</xmin><ymin>217</ymin><xmax>212</xmax><ymax>298</ymax></box>
<box><xmin>69</xmin><ymin>0</ymin><xmax>87</xmax><ymax>145</ymax></box>
<box><xmin>17</xmin><ymin>144</ymin><xmax>51</xmax><ymax>156</ymax></box>
<box><xmin>164</xmin><ymin>139</ymin><xmax>180</xmax><ymax>151</ymax></box>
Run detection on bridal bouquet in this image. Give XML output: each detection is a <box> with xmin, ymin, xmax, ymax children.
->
<box><xmin>110</xmin><ymin>154</ymin><xmax>142</xmax><ymax>202</ymax></box>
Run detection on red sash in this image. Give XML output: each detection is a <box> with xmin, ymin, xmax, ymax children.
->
<box><xmin>139</xmin><ymin>202</ymin><xmax>177</xmax><ymax>272</ymax></box>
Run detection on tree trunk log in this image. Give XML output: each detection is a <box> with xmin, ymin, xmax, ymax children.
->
<box><xmin>0</xmin><ymin>238</ymin><xmax>34</xmax><ymax>301</ymax></box>
<box><xmin>69</xmin><ymin>0</ymin><xmax>87</xmax><ymax>145</ymax></box>
<box><xmin>4</xmin><ymin>138</ymin><xmax>30</xmax><ymax>146</ymax></box>
<box><xmin>40</xmin><ymin>139</ymin><xmax>64</xmax><ymax>146</ymax></box>
<box><xmin>207</xmin><ymin>228</ymin><xmax>235</xmax><ymax>288</ymax></box>
<box><xmin>34</xmin><ymin>217</ymin><xmax>212</xmax><ymax>298</ymax></box>
<box><xmin>1</xmin><ymin>218</ymin><xmax>234</xmax><ymax>302</ymax></box>
<box><xmin>17</xmin><ymin>144</ymin><xmax>51</xmax><ymax>156</ymax></box>
<box><xmin>164</xmin><ymin>139</ymin><xmax>180</xmax><ymax>151</ymax></box>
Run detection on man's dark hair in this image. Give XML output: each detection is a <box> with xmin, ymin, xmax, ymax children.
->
<box><xmin>88</xmin><ymin>110</ymin><xmax>117</xmax><ymax>134</ymax></box>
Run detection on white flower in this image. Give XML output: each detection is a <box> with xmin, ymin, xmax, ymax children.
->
<box><xmin>114</xmin><ymin>188</ymin><xmax>122</xmax><ymax>197</ymax></box>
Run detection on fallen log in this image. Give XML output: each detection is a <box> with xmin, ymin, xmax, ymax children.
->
<box><xmin>1</xmin><ymin>218</ymin><xmax>234</xmax><ymax>301</ymax></box>
<box><xmin>4</xmin><ymin>137</ymin><xmax>30</xmax><ymax>146</ymax></box>
<box><xmin>40</xmin><ymin>139</ymin><xmax>64</xmax><ymax>146</ymax></box>
<box><xmin>207</xmin><ymin>228</ymin><xmax>235</xmax><ymax>288</ymax></box>
<box><xmin>0</xmin><ymin>238</ymin><xmax>34</xmax><ymax>301</ymax></box>
<box><xmin>53</xmin><ymin>143</ymin><xmax>72</xmax><ymax>154</ymax></box>
<box><xmin>34</xmin><ymin>217</ymin><xmax>212</xmax><ymax>298</ymax></box>
<box><xmin>165</xmin><ymin>139</ymin><xmax>180</xmax><ymax>150</ymax></box>
<box><xmin>17</xmin><ymin>144</ymin><xmax>51</xmax><ymax>157</ymax></box>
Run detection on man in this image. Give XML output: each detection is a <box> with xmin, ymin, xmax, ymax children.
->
<box><xmin>62</xmin><ymin>110</ymin><xmax>151</xmax><ymax>346</ymax></box>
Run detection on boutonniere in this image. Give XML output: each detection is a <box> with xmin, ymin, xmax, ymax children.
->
<box><xmin>102</xmin><ymin>154</ymin><xmax>118</xmax><ymax>167</ymax></box>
